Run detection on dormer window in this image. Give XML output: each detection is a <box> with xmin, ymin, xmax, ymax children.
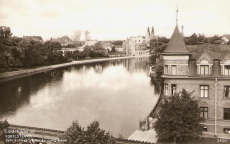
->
<box><xmin>196</xmin><ymin>52</ymin><xmax>213</xmax><ymax>76</ymax></box>
<box><xmin>224</xmin><ymin>65</ymin><xmax>230</xmax><ymax>75</ymax></box>
<box><xmin>200</xmin><ymin>65</ymin><xmax>209</xmax><ymax>75</ymax></box>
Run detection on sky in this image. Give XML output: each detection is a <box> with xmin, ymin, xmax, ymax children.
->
<box><xmin>1</xmin><ymin>0</ymin><xmax>230</xmax><ymax>41</ymax></box>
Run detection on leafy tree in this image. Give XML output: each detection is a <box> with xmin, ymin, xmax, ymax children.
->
<box><xmin>111</xmin><ymin>46</ymin><xmax>116</xmax><ymax>52</ymax></box>
<box><xmin>59</xmin><ymin>120</ymin><xmax>115</xmax><ymax>144</ymax></box>
<box><xmin>210</xmin><ymin>35</ymin><xmax>222</xmax><ymax>44</ymax></box>
<box><xmin>197</xmin><ymin>34</ymin><xmax>206</xmax><ymax>43</ymax></box>
<box><xmin>186</xmin><ymin>33</ymin><xmax>198</xmax><ymax>45</ymax></box>
<box><xmin>155</xmin><ymin>43</ymin><xmax>167</xmax><ymax>54</ymax></box>
<box><xmin>85</xmin><ymin>121</ymin><xmax>115</xmax><ymax>143</ymax></box>
<box><xmin>64</xmin><ymin>51</ymin><xmax>72</xmax><ymax>62</ymax></box>
<box><xmin>154</xmin><ymin>89</ymin><xmax>205</xmax><ymax>143</ymax></box>
<box><xmin>227</xmin><ymin>41</ymin><xmax>230</xmax><ymax>45</ymax></box>
<box><xmin>111</xmin><ymin>41</ymin><xmax>123</xmax><ymax>45</ymax></box>
<box><xmin>0</xmin><ymin>120</ymin><xmax>10</xmax><ymax>143</ymax></box>
<box><xmin>0</xmin><ymin>26</ymin><xmax>12</xmax><ymax>38</ymax></box>
<box><xmin>93</xmin><ymin>42</ymin><xmax>104</xmax><ymax>50</ymax></box>
<box><xmin>24</xmin><ymin>48</ymin><xmax>44</xmax><ymax>66</ymax></box>
<box><xmin>158</xmin><ymin>36</ymin><xmax>169</xmax><ymax>43</ymax></box>
<box><xmin>0</xmin><ymin>27</ymin><xmax>13</xmax><ymax>70</ymax></box>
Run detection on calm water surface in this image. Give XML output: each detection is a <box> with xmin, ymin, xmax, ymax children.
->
<box><xmin>0</xmin><ymin>57</ymin><xmax>160</xmax><ymax>138</ymax></box>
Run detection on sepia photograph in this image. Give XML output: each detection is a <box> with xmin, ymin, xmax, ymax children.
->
<box><xmin>0</xmin><ymin>0</ymin><xmax>230</xmax><ymax>143</ymax></box>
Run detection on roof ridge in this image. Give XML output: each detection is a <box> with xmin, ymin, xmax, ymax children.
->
<box><xmin>9</xmin><ymin>124</ymin><xmax>64</xmax><ymax>133</ymax></box>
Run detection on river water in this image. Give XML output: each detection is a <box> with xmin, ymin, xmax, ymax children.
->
<box><xmin>0</xmin><ymin>57</ymin><xmax>160</xmax><ymax>138</ymax></box>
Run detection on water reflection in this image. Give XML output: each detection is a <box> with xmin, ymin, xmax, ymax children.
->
<box><xmin>0</xmin><ymin>57</ymin><xmax>160</xmax><ymax>138</ymax></box>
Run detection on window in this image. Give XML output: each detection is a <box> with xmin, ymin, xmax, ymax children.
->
<box><xmin>224</xmin><ymin>108</ymin><xmax>230</xmax><ymax>120</ymax></box>
<box><xmin>200</xmin><ymin>65</ymin><xmax>209</xmax><ymax>75</ymax></box>
<box><xmin>200</xmin><ymin>107</ymin><xmax>208</xmax><ymax>119</ymax></box>
<box><xmin>17</xmin><ymin>86</ymin><xmax>21</xmax><ymax>97</ymax></box>
<box><xmin>165</xmin><ymin>83</ymin><xmax>168</xmax><ymax>96</ymax></box>
<box><xmin>164</xmin><ymin>65</ymin><xmax>168</xmax><ymax>74</ymax></box>
<box><xmin>224</xmin><ymin>65</ymin><xmax>230</xmax><ymax>75</ymax></box>
<box><xmin>223</xmin><ymin>128</ymin><xmax>230</xmax><ymax>134</ymax></box>
<box><xmin>224</xmin><ymin>86</ymin><xmax>230</xmax><ymax>98</ymax></box>
<box><xmin>172</xmin><ymin>65</ymin><xmax>177</xmax><ymax>75</ymax></box>
<box><xmin>200</xmin><ymin>85</ymin><xmax>209</xmax><ymax>98</ymax></box>
<box><xmin>203</xmin><ymin>127</ymin><xmax>208</xmax><ymax>132</ymax></box>
<box><xmin>171</xmin><ymin>84</ymin><xmax>176</xmax><ymax>95</ymax></box>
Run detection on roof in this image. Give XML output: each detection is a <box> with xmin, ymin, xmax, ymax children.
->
<box><xmin>128</xmin><ymin>130</ymin><xmax>158</xmax><ymax>143</ymax></box>
<box><xmin>187</xmin><ymin>44</ymin><xmax>230</xmax><ymax>60</ymax></box>
<box><xmin>130</xmin><ymin>36</ymin><xmax>145</xmax><ymax>44</ymax></box>
<box><xmin>85</xmin><ymin>40</ymin><xmax>98</xmax><ymax>46</ymax></box>
<box><xmin>164</xmin><ymin>25</ymin><xmax>189</xmax><ymax>54</ymax></box>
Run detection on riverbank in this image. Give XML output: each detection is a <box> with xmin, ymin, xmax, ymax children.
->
<box><xmin>0</xmin><ymin>56</ymin><xmax>148</xmax><ymax>80</ymax></box>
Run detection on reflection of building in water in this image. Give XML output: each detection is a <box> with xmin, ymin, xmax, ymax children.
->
<box><xmin>162</xmin><ymin>21</ymin><xmax>230</xmax><ymax>137</ymax></box>
<box><xmin>124</xmin><ymin>58</ymin><xmax>149</xmax><ymax>74</ymax></box>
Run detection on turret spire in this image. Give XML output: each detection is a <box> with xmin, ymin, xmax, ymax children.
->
<box><xmin>176</xmin><ymin>6</ymin><xmax>178</xmax><ymax>25</ymax></box>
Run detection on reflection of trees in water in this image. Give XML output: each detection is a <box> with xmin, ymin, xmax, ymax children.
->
<box><xmin>0</xmin><ymin>69</ymin><xmax>64</xmax><ymax>118</ymax></box>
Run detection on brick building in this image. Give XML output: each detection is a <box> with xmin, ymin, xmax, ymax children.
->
<box><xmin>162</xmin><ymin>24</ymin><xmax>230</xmax><ymax>138</ymax></box>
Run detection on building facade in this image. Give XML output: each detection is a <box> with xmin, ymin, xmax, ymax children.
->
<box><xmin>125</xmin><ymin>36</ymin><xmax>148</xmax><ymax>56</ymax></box>
<box><xmin>162</xmin><ymin>24</ymin><xmax>230</xmax><ymax>138</ymax></box>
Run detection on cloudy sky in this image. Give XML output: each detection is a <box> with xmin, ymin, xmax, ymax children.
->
<box><xmin>1</xmin><ymin>0</ymin><xmax>230</xmax><ymax>41</ymax></box>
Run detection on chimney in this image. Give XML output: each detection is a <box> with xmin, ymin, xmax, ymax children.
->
<box><xmin>181</xmin><ymin>25</ymin><xmax>184</xmax><ymax>38</ymax></box>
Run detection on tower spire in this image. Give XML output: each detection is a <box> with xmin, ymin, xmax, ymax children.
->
<box><xmin>176</xmin><ymin>6</ymin><xmax>178</xmax><ymax>25</ymax></box>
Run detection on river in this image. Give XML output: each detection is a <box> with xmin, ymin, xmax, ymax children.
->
<box><xmin>0</xmin><ymin>57</ymin><xmax>160</xmax><ymax>138</ymax></box>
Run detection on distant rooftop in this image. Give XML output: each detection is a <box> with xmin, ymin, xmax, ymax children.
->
<box><xmin>128</xmin><ymin>130</ymin><xmax>157</xmax><ymax>143</ymax></box>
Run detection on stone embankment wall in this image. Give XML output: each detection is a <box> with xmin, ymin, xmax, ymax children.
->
<box><xmin>0</xmin><ymin>56</ymin><xmax>140</xmax><ymax>79</ymax></box>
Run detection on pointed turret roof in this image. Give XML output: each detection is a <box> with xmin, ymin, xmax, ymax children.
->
<box><xmin>164</xmin><ymin>25</ymin><xmax>189</xmax><ymax>54</ymax></box>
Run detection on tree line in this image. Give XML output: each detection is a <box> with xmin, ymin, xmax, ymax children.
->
<box><xmin>0</xmin><ymin>26</ymin><xmax>67</xmax><ymax>72</ymax></box>
<box><xmin>0</xmin><ymin>26</ymin><xmax>109</xmax><ymax>72</ymax></box>
<box><xmin>184</xmin><ymin>33</ymin><xmax>230</xmax><ymax>45</ymax></box>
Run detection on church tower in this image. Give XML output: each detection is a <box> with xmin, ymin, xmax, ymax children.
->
<box><xmin>151</xmin><ymin>27</ymin><xmax>154</xmax><ymax>35</ymax></box>
<box><xmin>162</xmin><ymin>8</ymin><xmax>190</xmax><ymax>76</ymax></box>
<box><xmin>145</xmin><ymin>27</ymin><xmax>150</xmax><ymax>47</ymax></box>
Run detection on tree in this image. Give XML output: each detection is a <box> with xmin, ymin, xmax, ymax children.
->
<box><xmin>197</xmin><ymin>34</ymin><xmax>206</xmax><ymax>43</ymax></box>
<box><xmin>111</xmin><ymin>41</ymin><xmax>123</xmax><ymax>45</ymax></box>
<box><xmin>59</xmin><ymin>120</ymin><xmax>115</xmax><ymax>144</ymax></box>
<box><xmin>186</xmin><ymin>33</ymin><xmax>198</xmax><ymax>45</ymax></box>
<box><xmin>154</xmin><ymin>89</ymin><xmax>205</xmax><ymax>143</ymax></box>
<box><xmin>210</xmin><ymin>35</ymin><xmax>222</xmax><ymax>44</ymax></box>
<box><xmin>0</xmin><ymin>26</ymin><xmax>12</xmax><ymax>38</ymax></box>
<box><xmin>158</xmin><ymin>36</ymin><xmax>169</xmax><ymax>43</ymax></box>
<box><xmin>111</xmin><ymin>46</ymin><xmax>116</xmax><ymax>52</ymax></box>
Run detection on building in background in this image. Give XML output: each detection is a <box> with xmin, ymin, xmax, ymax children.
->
<box><xmin>125</xmin><ymin>36</ymin><xmax>148</xmax><ymax>56</ymax></box>
<box><xmin>51</xmin><ymin>35</ymin><xmax>74</xmax><ymax>47</ymax></box>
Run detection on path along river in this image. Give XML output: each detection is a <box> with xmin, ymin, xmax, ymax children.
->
<box><xmin>0</xmin><ymin>57</ymin><xmax>160</xmax><ymax>138</ymax></box>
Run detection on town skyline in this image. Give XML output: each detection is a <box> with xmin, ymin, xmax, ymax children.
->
<box><xmin>1</xmin><ymin>0</ymin><xmax>230</xmax><ymax>41</ymax></box>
